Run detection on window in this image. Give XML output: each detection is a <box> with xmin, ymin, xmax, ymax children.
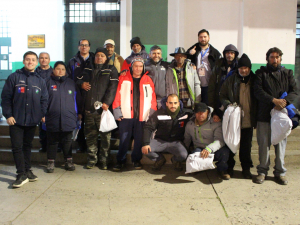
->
<box><xmin>297</xmin><ymin>5</ymin><xmax>300</xmax><ymax>38</ymax></box>
<box><xmin>0</xmin><ymin>9</ymin><xmax>11</xmax><ymax>38</ymax></box>
<box><xmin>65</xmin><ymin>0</ymin><xmax>120</xmax><ymax>23</ymax></box>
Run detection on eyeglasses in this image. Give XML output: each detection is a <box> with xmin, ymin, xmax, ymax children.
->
<box><xmin>80</xmin><ymin>44</ymin><xmax>89</xmax><ymax>47</ymax></box>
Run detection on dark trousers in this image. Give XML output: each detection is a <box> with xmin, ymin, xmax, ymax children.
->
<box><xmin>201</xmin><ymin>86</ymin><xmax>208</xmax><ymax>105</ymax></box>
<box><xmin>9</xmin><ymin>125</ymin><xmax>36</xmax><ymax>175</ymax></box>
<box><xmin>47</xmin><ymin>131</ymin><xmax>73</xmax><ymax>160</ymax></box>
<box><xmin>117</xmin><ymin>118</ymin><xmax>144</xmax><ymax>163</ymax></box>
<box><xmin>77</xmin><ymin>115</ymin><xmax>87</xmax><ymax>151</ymax></box>
<box><xmin>228</xmin><ymin>127</ymin><xmax>253</xmax><ymax>170</ymax></box>
<box><xmin>39</xmin><ymin>122</ymin><xmax>47</xmax><ymax>150</ymax></box>
<box><xmin>193</xmin><ymin>146</ymin><xmax>230</xmax><ymax>172</ymax></box>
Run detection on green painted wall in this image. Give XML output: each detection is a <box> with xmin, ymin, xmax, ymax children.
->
<box><xmin>251</xmin><ymin>63</ymin><xmax>295</xmax><ymax>73</ymax></box>
<box><xmin>144</xmin><ymin>44</ymin><xmax>168</xmax><ymax>61</ymax></box>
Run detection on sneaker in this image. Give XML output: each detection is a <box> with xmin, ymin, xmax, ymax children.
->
<box><xmin>12</xmin><ymin>174</ymin><xmax>29</xmax><ymax>188</ymax></box>
<box><xmin>85</xmin><ymin>162</ymin><xmax>95</xmax><ymax>169</ymax></box>
<box><xmin>47</xmin><ymin>160</ymin><xmax>55</xmax><ymax>173</ymax></box>
<box><xmin>255</xmin><ymin>174</ymin><xmax>265</xmax><ymax>184</ymax></box>
<box><xmin>242</xmin><ymin>170</ymin><xmax>252</xmax><ymax>179</ymax></box>
<box><xmin>26</xmin><ymin>170</ymin><xmax>38</xmax><ymax>182</ymax></box>
<box><xmin>275</xmin><ymin>176</ymin><xmax>288</xmax><ymax>185</ymax></box>
<box><xmin>152</xmin><ymin>156</ymin><xmax>166</xmax><ymax>171</ymax></box>
<box><xmin>113</xmin><ymin>162</ymin><xmax>124</xmax><ymax>171</ymax></box>
<box><xmin>65</xmin><ymin>158</ymin><xmax>75</xmax><ymax>171</ymax></box>
<box><xmin>133</xmin><ymin>161</ymin><xmax>142</xmax><ymax>170</ymax></box>
<box><xmin>218</xmin><ymin>171</ymin><xmax>231</xmax><ymax>180</ymax></box>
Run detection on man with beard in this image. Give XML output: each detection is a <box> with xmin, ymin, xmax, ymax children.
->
<box><xmin>103</xmin><ymin>39</ymin><xmax>124</xmax><ymax>73</ymax></box>
<box><xmin>166</xmin><ymin>47</ymin><xmax>201</xmax><ymax>109</ymax></box>
<box><xmin>187</xmin><ymin>29</ymin><xmax>221</xmax><ymax>104</ymax></box>
<box><xmin>145</xmin><ymin>45</ymin><xmax>169</xmax><ymax>108</ymax></box>
<box><xmin>121</xmin><ymin>37</ymin><xmax>148</xmax><ymax>71</ymax></box>
<box><xmin>253</xmin><ymin>47</ymin><xmax>297</xmax><ymax>185</ymax></box>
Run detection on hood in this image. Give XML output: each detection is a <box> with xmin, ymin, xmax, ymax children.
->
<box><xmin>190</xmin><ymin>106</ymin><xmax>214</xmax><ymax>124</ymax></box>
<box><xmin>20</xmin><ymin>67</ymin><xmax>39</xmax><ymax>77</ymax></box>
<box><xmin>51</xmin><ymin>74</ymin><xmax>68</xmax><ymax>82</ymax></box>
<box><xmin>160</xmin><ymin>96</ymin><xmax>184</xmax><ymax>112</ymax></box>
<box><xmin>222</xmin><ymin>44</ymin><xmax>239</xmax><ymax>59</ymax></box>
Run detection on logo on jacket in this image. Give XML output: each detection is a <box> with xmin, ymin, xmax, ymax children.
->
<box><xmin>68</xmin><ymin>90</ymin><xmax>72</xmax><ymax>94</ymax></box>
<box><xmin>19</xmin><ymin>80</ymin><xmax>25</xmax><ymax>83</ymax></box>
<box><xmin>179</xmin><ymin>121</ymin><xmax>185</xmax><ymax>127</ymax></box>
<box><xmin>51</xmin><ymin>85</ymin><xmax>57</xmax><ymax>91</ymax></box>
<box><xmin>18</xmin><ymin>87</ymin><xmax>25</xmax><ymax>93</ymax></box>
<box><xmin>75</xmin><ymin>62</ymin><xmax>80</xmax><ymax>67</ymax></box>
<box><xmin>35</xmin><ymin>89</ymin><xmax>39</xmax><ymax>94</ymax></box>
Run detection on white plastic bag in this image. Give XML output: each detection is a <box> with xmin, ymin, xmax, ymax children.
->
<box><xmin>99</xmin><ymin>110</ymin><xmax>118</xmax><ymax>132</ymax></box>
<box><xmin>222</xmin><ymin>105</ymin><xmax>241</xmax><ymax>153</ymax></box>
<box><xmin>271</xmin><ymin>108</ymin><xmax>292</xmax><ymax>145</ymax></box>
<box><xmin>185</xmin><ymin>152</ymin><xmax>215</xmax><ymax>174</ymax></box>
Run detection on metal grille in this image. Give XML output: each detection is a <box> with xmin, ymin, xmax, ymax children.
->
<box><xmin>0</xmin><ymin>9</ymin><xmax>11</xmax><ymax>37</ymax></box>
<box><xmin>297</xmin><ymin>5</ymin><xmax>300</xmax><ymax>38</ymax></box>
<box><xmin>65</xmin><ymin>0</ymin><xmax>120</xmax><ymax>23</ymax></box>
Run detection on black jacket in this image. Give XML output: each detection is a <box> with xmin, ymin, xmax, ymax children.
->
<box><xmin>207</xmin><ymin>45</ymin><xmax>239</xmax><ymax>118</ymax></box>
<box><xmin>77</xmin><ymin>61</ymin><xmax>119</xmax><ymax>114</ymax></box>
<box><xmin>143</xmin><ymin>98</ymin><xmax>192</xmax><ymax>146</ymax></box>
<box><xmin>187</xmin><ymin>43</ymin><xmax>221</xmax><ymax>69</ymax></box>
<box><xmin>254</xmin><ymin>65</ymin><xmax>298</xmax><ymax>122</ymax></box>
<box><xmin>145</xmin><ymin>58</ymin><xmax>169</xmax><ymax>107</ymax></box>
<box><xmin>219</xmin><ymin>70</ymin><xmax>257</xmax><ymax>128</ymax></box>
<box><xmin>35</xmin><ymin>66</ymin><xmax>53</xmax><ymax>79</ymax></box>
<box><xmin>67</xmin><ymin>51</ymin><xmax>94</xmax><ymax>82</ymax></box>
<box><xmin>1</xmin><ymin>68</ymin><xmax>48</xmax><ymax>126</ymax></box>
<box><xmin>45</xmin><ymin>75</ymin><xmax>82</xmax><ymax>132</ymax></box>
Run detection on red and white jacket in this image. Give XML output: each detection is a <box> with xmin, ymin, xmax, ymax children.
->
<box><xmin>112</xmin><ymin>71</ymin><xmax>157</xmax><ymax>122</ymax></box>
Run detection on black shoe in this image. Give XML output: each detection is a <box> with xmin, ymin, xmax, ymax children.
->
<box><xmin>171</xmin><ymin>158</ymin><xmax>183</xmax><ymax>171</ymax></box>
<box><xmin>133</xmin><ymin>161</ymin><xmax>142</xmax><ymax>170</ymax></box>
<box><xmin>39</xmin><ymin>148</ymin><xmax>47</xmax><ymax>153</ymax></box>
<box><xmin>242</xmin><ymin>170</ymin><xmax>252</xmax><ymax>179</ymax></box>
<box><xmin>65</xmin><ymin>158</ymin><xmax>75</xmax><ymax>171</ymax></box>
<box><xmin>12</xmin><ymin>174</ymin><xmax>29</xmax><ymax>188</ymax></box>
<box><xmin>113</xmin><ymin>162</ymin><xmax>124</xmax><ymax>171</ymax></box>
<box><xmin>227</xmin><ymin>168</ymin><xmax>234</xmax><ymax>177</ymax></box>
<box><xmin>26</xmin><ymin>170</ymin><xmax>38</xmax><ymax>182</ymax></box>
<box><xmin>47</xmin><ymin>160</ymin><xmax>55</xmax><ymax>173</ymax></box>
<box><xmin>255</xmin><ymin>174</ymin><xmax>265</xmax><ymax>184</ymax></box>
<box><xmin>275</xmin><ymin>176</ymin><xmax>288</xmax><ymax>185</ymax></box>
<box><xmin>218</xmin><ymin>171</ymin><xmax>231</xmax><ymax>180</ymax></box>
<box><xmin>152</xmin><ymin>156</ymin><xmax>166</xmax><ymax>171</ymax></box>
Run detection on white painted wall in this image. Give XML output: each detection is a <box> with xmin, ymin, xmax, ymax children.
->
<box><xmin>120</xmin><ymin>0</ymin><xmax>132</xmax><ymax>58</ymax></box>
<box><xmin>5</xmin><ymin>0</ymin><xmax>65</xmax><ymax>62</ymax></box>
<box><xmin>168</xmin><ymin>0</ymin><xmax>297</xmax><ymax>64</ymax></box>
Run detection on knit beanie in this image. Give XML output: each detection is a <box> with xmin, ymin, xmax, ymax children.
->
<box><xmin>54</xmin><ymin>61</ymin><xmax>66</xmax><ymax>69</ymax></box>
<box><xmin>95</xmin><ymin>47</ymin><xmax>109</xmax><ymax>59</ymax></box>
<box><xmin>130</xmin><ymin>37</ymin><xmax>142</xmax><ymax>49</ymax></box>
<box><xmin>238</xmin><ymin>53</ymin><xmax>252</xmax><ymax>69</ymax></box>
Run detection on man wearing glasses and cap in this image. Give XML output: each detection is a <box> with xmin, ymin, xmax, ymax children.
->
<box><xmin>103</xmin><ymin>39</ymin><xmax>124</xmax><ymax>73</ymax></box>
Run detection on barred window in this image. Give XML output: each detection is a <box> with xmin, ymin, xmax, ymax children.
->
<box><xmin>0</xmin><ymin>9</ymin><xmax>11</xmax><ymax>37</ymax></box>
<box><xmin>297</xmin><ymin>5</ymin><xmax>300</xmax><ymax>38</ymax></box>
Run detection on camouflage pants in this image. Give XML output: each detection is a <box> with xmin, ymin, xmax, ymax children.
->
<box><xmin>84</xmin><ymin>113</ymin><xmax>111</xmax><ymax>166</ymax></box>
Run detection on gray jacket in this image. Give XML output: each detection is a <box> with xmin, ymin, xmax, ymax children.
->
<box><xmin>166</xmin><ymin>60</ymin><xmax>201</xmax><ymax>107</ymax></box>
<box><xmin>184</xmin><ymin>107</ymin><xmax>225</xmax><ymax>153</ymax></box>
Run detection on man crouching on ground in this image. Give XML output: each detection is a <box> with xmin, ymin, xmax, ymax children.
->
<box><xmin>142</xmin><ymin>94</ymin><xmax>192</xmax><ymax>171</ymax></box>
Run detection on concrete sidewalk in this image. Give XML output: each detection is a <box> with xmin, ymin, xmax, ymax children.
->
<box><xmin>0</xmin><ymin>159</ymin><xmax>300</xmax><ymax>225</ymax></box>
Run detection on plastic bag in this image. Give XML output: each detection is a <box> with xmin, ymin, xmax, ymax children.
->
<box><xmin>271</xmin><ymin>108</ymin><xmax>292</xmax><ymax>145</ymax></box>
<box><xmin>222</xmin><ymin>105</ymin><xmax>241</xmax><ymax>154</ymax></box>
<box><xmin>185</xmin><ymin>152</ymin><xmax>215</xmax><ymax>174</ymax></box>
<box><xmin>99</xmin><ymin>110</ymin><xmax>118</xmax><ymax>132</ymax></box>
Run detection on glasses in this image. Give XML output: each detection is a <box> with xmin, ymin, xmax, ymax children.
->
<box><xmin>80</xmin><ymin>44</ymin><xmax>89</xmax><ymax>47</ymax></box>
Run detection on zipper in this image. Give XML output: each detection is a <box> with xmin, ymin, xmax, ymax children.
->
<box><xmin>145</xmin><ymin>86</ymin><xmax>148</xmax><ymax>97</ymax></box>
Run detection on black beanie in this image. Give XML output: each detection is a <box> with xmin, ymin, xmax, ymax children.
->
<box><xmin>95</xmin><ymin>47</ymin><xmax>109</xmax><ymax>59</ymax></box>
<box><xmin>130</xmin><ymin>37</ymin><xmax>142</xmax><ymax>49</ymax></box>
<box><xmin>54</xmin><ymin>61</ymin><xmax>66</xmax><ymax>69</ymax></box>
<box><xmin>238</xmin><ymin>53</ymin><xmax>252</xmax><ymax>69</ymax></box>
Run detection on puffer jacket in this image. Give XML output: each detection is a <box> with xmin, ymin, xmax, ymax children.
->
<box><xmin>1</xmin><ymin>68</ymin><xmax>48</xmax><ymax>126</ymax></box>
<box><xmin>143</xmin><ymin>97</ymin><xmax>192</xmax><ymax>146</ymax></box>
<box><xmin>219</xmin><ymin>70</ymin><xmax>257</xmax><ymax>128</ymax></box>
<box><xmin>121</xmin><ymin>46</ymin><xmax>148</xmax><ymax>71</ymax></box>
<box><xmin>184</xmin><ymin>107</ymin><xmax>224</xmax><ymax>153</ymax></box>
<box><xmin>254</xmin><ymin>65</ymin><xmax>297</xmax><ymax>122</ymax></box>
<box><xmin>165</xmin><ymin>59</ymin><xmax>201</xmax><ymax>107</ymax></box>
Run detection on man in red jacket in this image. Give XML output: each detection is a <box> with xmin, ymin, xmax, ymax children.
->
<box><xmin>113</xmin><ymin>57</ymin><xmax>157</xmax><ymax>171</ymax></box>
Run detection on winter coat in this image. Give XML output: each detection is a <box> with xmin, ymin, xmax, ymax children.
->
<box><xmin>35</xmin><ymin>66</ymin><xmax>53</xmax><ymax>79</ymax></box>
<box><xmin>184</xmin><ymin>107</ymin><xmax>225</xmax><ymax>153</ymax></box>
<box><xmin>121</xmin><ymin>46</ymin><xmax>148</xmax><ymax>71</ymax></box>
<box><xmin>254</xmin><ymin>65</ymin><xmax>298</xmax><ymax>122</ymax></box>
<box><xmin>1</xmin><ymin>68</ymin><xmax>48</xmax><ymax>126</ymax></box>
<box><xmin>110</xmin><ymin>52</ymin><xmax>124</xmax><ymax>73</ymax></box>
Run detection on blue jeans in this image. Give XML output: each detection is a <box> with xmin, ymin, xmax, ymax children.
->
<box><xmin>193</xmin><ymin>146</ymin><xmax>230</xmax><ymax>172</ymax></box>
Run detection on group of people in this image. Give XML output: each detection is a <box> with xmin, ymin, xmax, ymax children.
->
<box><xmin>1</xmin><ymin>29</ymin><xmax>297</xmax><ymax>188</ymax></box>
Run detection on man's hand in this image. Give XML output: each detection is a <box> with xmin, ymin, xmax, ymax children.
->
<box><xmin>213</xmin><ymin>115</ymin><xmax>221</xmax><ymax>122</ymax></box>
<box><xmin>189</xmin><ymin>46</ymin><xmax>196</xmax><ymax>55</ymax></box>
<box><xmin>81</xmin><ymin>82</ymin><xmax>91</xmax><ymax>91</ymax></box>
<box><xmin>78</xmin><ymin>114</ymin><xmax>82</xmax><ymax>120</ymax></box>
<box><xmin>272</xmin><ymin>98</ymin><xmax>287</xmax><ymax>109</ymax></box>
<box><xmin>102</xmin><ymin>103</ymin><xmax>109</xmax><ymax>111</ymax></box>
<box><xmin>120</xmin><ymin>70</ymin><xmax>128</xmax><ymax>76</ymax></box>
<box><xmin>142</xmin><ymin>145</ymin><xmax>151</xmax><ymax>154</ymax></box>
<box><xmin>41</xmin><ymin>117</ymin><xmax>45</xmax><ymax>123</ymax></box>
<box><xmin>117</xmin><ymin>117</ymin><xmax>123</xmax><ymax>121</ymax></box>
<box><xmin>7</xmin><ymin>117</ymin><xmax>16</xmax><ymax>126</ymax></box>
<box><xmin>200</xmin><ymin>149</ymin><xmax>210</xmax><ymax>159</ymax></box>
